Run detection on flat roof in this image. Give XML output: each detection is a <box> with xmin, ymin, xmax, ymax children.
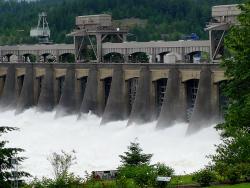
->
<box><xmin>77</xmin><ymin>14</ymin><xmax>111</xmax><ymax>18</ymax></box>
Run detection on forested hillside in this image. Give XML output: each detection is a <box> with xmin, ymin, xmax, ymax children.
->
<box><xmin>0</xmin><ymin>0</ymin><xmax>243</xmax><ymax>45</ymax></box>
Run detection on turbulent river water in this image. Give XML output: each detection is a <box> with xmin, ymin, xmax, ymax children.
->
<box><xmin>1</xmin><ymin>108</ymin><xmax>221</xmax><ymax>178</ymax></box>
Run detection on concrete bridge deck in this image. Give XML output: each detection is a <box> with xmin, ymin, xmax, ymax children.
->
<box><xmin>0</xmin><ymin>40</ymin><xmax>210</xmax><ymax>63</ymax></box>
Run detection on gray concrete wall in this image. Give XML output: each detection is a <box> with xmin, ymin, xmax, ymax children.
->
<box><xmin>157</xmin><ymin>68</ymin><xmax>186</xmax><ymax>128</ymax></box>
<box><xmin>101</xmin><ymin>65</ymin><xmax>127</xmax><ymax>124</ymax></box>
<box><xmin>56</xmin><ymin>66</ymin><xmax>78</xmax><ymax>117</ymax></box>
<box><xmin>128</xmin><ymin>66</ymin><xmax>154</xmax><ymax>125</ymax></box>
<box><xmin>37</xmin><ymin>66</ymin><xmax>55</xmax><ymax>111</ymax></box>
<box><xmin>16</xmin><ymin>65</ymin><xmax>34</xmax><ymax>114</ymax></box>
<box><xmin>188</xmin><ymin>66</ymin><xmax>218</xmax><ymax>133</ymax></box>
<box><xmin>0</xmin><ymin>64</ymin><xmax>17</xmax><ymax>109</ymax></box>
<box><xmin>0</xmin><ymin>62</ymin><xmax>225</xmax><ymax>129</ymax></box>
<box><xmin>80</xmin><ymin>66</ymin><xmax>99</xmax><ymax>116</ymax></box>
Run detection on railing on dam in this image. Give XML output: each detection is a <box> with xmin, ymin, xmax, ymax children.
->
<box><xmin>0</xmin><ymin>62</ymin><xmax>226</xmax><ymax>132</ymax></box>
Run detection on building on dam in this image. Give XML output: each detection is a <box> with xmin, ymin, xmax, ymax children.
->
<box><xmin>0</xmin><ymin>4</ymin><xmax>241</xmax><ymax>130</ymax></box>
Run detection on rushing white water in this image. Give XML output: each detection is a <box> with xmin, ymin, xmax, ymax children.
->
<box><xmin>1</xmin><ymin>108</ymin><xmax>221</xmax><ymax>179</ymax></box>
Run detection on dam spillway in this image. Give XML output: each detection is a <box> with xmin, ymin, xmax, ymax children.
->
<box><xmin>0</xmin><ymin>62</ymin><xmax>227</xmax><ymax>130</ymax></box>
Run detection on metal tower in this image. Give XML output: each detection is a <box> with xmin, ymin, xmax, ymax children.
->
<box><xmin>30</xmin><ymin>12</ymin><xmax>51</xmax><ymax>44</ymax></box>
<box><xmin>68</xmin><ymin>14</ymin><xmax>128</xmax><ymax>63</ymax></box>
<box><xmin>205</xmin><ymin>4</ymin><xmax>241</xmax><ymax>63</ymax></box>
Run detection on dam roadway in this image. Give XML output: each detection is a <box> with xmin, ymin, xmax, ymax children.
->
<box><xmin>0</xmin><ymin>62</ymin><xmax>226</xmax><ymax>131</ymax></box>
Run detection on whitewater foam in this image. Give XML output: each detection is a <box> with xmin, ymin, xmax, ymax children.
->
<box><xmin>1</xmin><ymin>108</ymin><xmax>221</xmax><ymax>178</ymax></box>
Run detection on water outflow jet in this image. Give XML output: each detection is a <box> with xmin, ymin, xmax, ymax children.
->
<box><xmin>1</xmin><ymin>108</ymin><xmax>221</xmax><ymax>178</ymax></box>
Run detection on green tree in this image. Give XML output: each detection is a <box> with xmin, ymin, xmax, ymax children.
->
<box><xmin>212</xmin><ymin>1</ymin><xmax>250</xmax><ymax>182</ymax></box>
<box><xmin>0</xmin><ymin>126</ymin><xmax>29</xmax><ymax>187</ymax></box>
<box><xmin>48</xmin><ymin>150</ymin><xmax>77</xmax><ymax>181</ymax></box>
<box><xmin>24</xmin><ymin>150</ymin><xmax>83</xmax><ymax>188</ymax></box>
<box><xmin>119</xmin><ymin>141</ymin><xmax>153</xmax><ymax>166</ymax></box>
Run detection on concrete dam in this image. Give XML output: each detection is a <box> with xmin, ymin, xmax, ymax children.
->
<box><xmin>0</xmin><ymin>63</ymin><xmax>226</xmax><ymax>131</ymax></box>
<box><xmin>0</xmin><ymin>5</ymin><xmax>239</xmax><ymax>131</ymax></box>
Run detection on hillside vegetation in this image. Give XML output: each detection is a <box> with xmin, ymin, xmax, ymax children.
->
<box><xmin>0</xmin><ymin>0</ymin><xmax>243</xmax><ymax>45</ymax></box>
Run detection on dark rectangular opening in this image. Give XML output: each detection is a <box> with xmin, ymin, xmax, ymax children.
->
<box><xmin>56</xmin><ymin>76</ymin><xmax>65</xmax><ymax>104</ymax></box>
<box><xmin>155</xmin><ymin>78</ymin><xmax>168</xmax><ymax>116</ymax></box>
<box><xmin>127</xmin><ymin>78</ymin><xmax>138</xmax><ymax>114</ymax></box>
<box><xmin>103</xmin><ymin>77</ymin><xmax>112</xmax><ymax>107</ymax></box>
<box><xmin>186</xmin><ymin>79</ymin><xmax>199</xmax><ymax>121</ymax></box>
<box><xmin>17</xmin><ymin>75</ymin><xmax>25</xmax><ymax>96</ymax></box>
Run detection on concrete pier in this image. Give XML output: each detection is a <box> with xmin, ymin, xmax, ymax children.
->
<box><xmin>101</xmin><ymin>65</ymin><xmax>127</xmax><ymax>124</ymax></box>
<box><xmin>37</xmin><ymin>66</ymin><xmax>55</xmax><ymax>111</ymax></box>
<box><xmin>157</xmin><ymin>68</ymin><xmax>186</xmax><ymax>128</ymax></box>
<box><xmin>80</xmin><ymin>66</ymin><xmax>99</xmax><ymax>116</ymax></box>
<box><xmin>0</xmin><ymin>65</ymin><xmax>17</xmax><ymax>109</ymax></box>
<box><xmin>188</xmin><ymin>66</ymin><xmax>218</xmax><ymax>132</ymax></box>
<box><xmin>56</xmin><ymin>66</ymin><xmax>78</xmax><ymax>117</ymax></box>
<box><xmin>128</xmin><ymin>66</ymin><xmax>154</xmax><ymax>125</ymax></box>
<box><xmin>16</xmin><ymin>65</ymin><xmax>34</xmax><ymax>114</ymax></box>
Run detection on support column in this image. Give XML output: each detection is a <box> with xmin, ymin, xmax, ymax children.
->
<box><xmin>56</xmin><ymin>50</ymin><xmax>60</xmax><ymax>63</ymax></box>
<box><xmin>181</xmin><ymin>47</ymin><xmax>185</xmax><ymax>62</ymax></box>
<box><xmin>36</xmin><ymin>53</ymin><xmax>40</xmax><ymax>63</ymax></box>
<box><xmin>96</xmin><ymin>34</ymin><xmax>102</xmax><ymax>63</ymax></box>
<box><xmin>209</xmin><ymin>30</ymin><xmax>214</xmax><ymax>63</ymax></box>
<box><xmin>123</xmin><ymin>34</ymin><xmax>127</xmax><ymax>42</ymax></box>
<box><xmin>151</xmin><ymin>48</ymin><xmax>157</xmax><ymax>63</ymax></box>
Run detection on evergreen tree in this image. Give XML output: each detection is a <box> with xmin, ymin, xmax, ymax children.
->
<box><xmin>119</xmin><ymin>141</ymin><xmax>152</xmax><ymax>166</ymax></box>
<box><xmin>0</xmin><ymin>126</ymin><xmax>29</xmax><ymax>187</ymax></box>
<box><xmin>212</xmin><ymin>1</ymin><xmax>250</xmax><ymax>182</ymax></box>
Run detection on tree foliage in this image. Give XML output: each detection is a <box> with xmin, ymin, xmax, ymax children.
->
<box><xmin>0</xmin><ymin>0</ymin><xmax>244</xmax><ymax>45</ymax></box>
<box><xmin>119</xmin><ymin>141</ymin><xmax>152</xmax><ymax>166</ymax></box>
<box><xmin>192</xmin><ymin>168</ymin><xmax>217</xmax><ymax>187</ymax></box>
<box><xmin>212</xmin><ymin>1</ymin><xmax>250</xmax><ymax>182</ymax></box>
<box><xmin>48</xmin><ymin>150</ymin><xmax>77</xmax><ymax>180</ymax></box>
<box><xmin>0</xmin><ymin>126</ymin><xmax>29</xmax><ymax>187</ymax></box>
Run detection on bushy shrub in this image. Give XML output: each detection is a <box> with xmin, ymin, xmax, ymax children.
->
<box><xmin>192</xmin><ymin>168</ymin><xmax>216</xmax><ymax>187</ymax></box>
<box><xmin>214</xmin><ymin>162</ymin><xmax>250</xmax><ymax>183</ymax></box>
<box><xmin>154</xmin><ymin>163</ymin><xmax>174</xmax><ymax>177</ymax></box>
<box><xmin>118</xmin><ymin>164</ymin><xmax>155</xmax><ymax>188</ymax></box>
<box><xmin>23</xmin><ymin>174</ymin><xmax>83</xmax><ymax>188</ymax></box>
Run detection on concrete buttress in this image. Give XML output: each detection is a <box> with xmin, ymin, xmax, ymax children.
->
<box><xmin>188</xmin><ymin>66</ymin><xmax>217</xmax><ymax>133</ymax></box>
<box><xmin>128</xmin><ymin>66</ymin><xmax>153</xmax><ymax>125</ymax></box>
<box><xmin>0</xmin><ymin>64</ymin><xmax>17</xmax><ymax>109</ymax></box>
<box><xmin>80</xmin><ymin>66</ymin><xmax>99</xmax><ymax>116</ymax></box>
<box><xmin>37</xmin><ymin>66</ymin><xmax>55</xmax><ymax>111</ymax></box>
<box><xmin>101</xmin><ymin>65</ymin><xmax>126</xmax><ymax>124</ymax></box>
<box><xmin>16</xmin><ymin>65</ymin><xmax>34</xmax><ymax>114</ymax></box>
<box><xmin>56</xmin><ymin>66</ymin><xmax>77</xmax><ymax>117</ymax></box>
<box><xmin>157</xmin><ymin>68</ymin><xmax>186</xmax><ymax>128</ymax></box>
